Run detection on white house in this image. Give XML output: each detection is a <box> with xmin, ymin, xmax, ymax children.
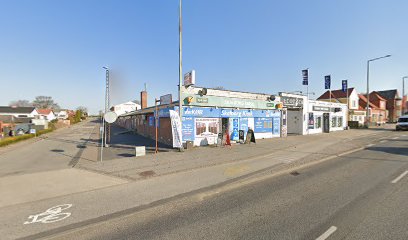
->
<box><xmin>111</xmin><ymin>101</ymin><xmax>141</xmax><ymax>116</ymax></box>
<box><xmin>36</xmin><ymin>109</ymin><xmax>56</xmax><ymax>121</ymax></box>
<box><xmin>55</xmin><ymin>110</ymin><xmax>68</xmax><ymax>119</ymax></box>
<box><xmin>317</xmin><ymin>88</ymin><xmax>364</xmax><ymax>122</ymax></box>
<box><xmin>0</xmin><ymin>106</ymin><xmax>39</xmax><ymax>118</ymax></box>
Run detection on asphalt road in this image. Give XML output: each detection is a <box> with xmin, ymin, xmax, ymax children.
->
<box><xmin>0</xmin><ymin>119</ymin><xmax>99</xmax><ymax>177</ymax></box>
<box><xmin>53</xmin><ymin>132</ymin><xmax>408</xmax><ymax>240</ymax></box>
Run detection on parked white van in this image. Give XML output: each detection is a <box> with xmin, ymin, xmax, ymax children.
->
<box><xmin>396</xmin><ymin>115</ymin><xmax>408</xmax><ymax>131</ymax></box>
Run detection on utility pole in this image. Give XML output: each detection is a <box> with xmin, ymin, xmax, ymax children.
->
<box><xmin>103</xmin><ymin>67</ymin><xmax>110</xmax><ymax>146</ymax></box>
<box><xmin>178</xmin><ymin>0</ymin><xmax>184</xmax><ymax>151</ymax></box>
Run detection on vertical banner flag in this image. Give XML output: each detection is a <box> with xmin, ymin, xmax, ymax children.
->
<box><xmin>342</xmin><ymin>80</ymin><xmax>348</xmax><ymax>92</ymax></box>
<box><xmin>169</xmin><ymin>110</ymin><xmax>183</xmax><ymax>148</ymax></box>
<box><xmin>324</xmin><ymin>75</ymin><xmax>331</xmax><ymax>89</ymax></box>
<box><xmin>302</xmin><ymin>69</ymin><xmax>308</xmax><ymax>85</ymax></box>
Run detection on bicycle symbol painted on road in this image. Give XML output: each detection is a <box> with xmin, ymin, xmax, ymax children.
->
<box><xmin>24</xmin><ymin>204</ymin><xmax>73</xmax><ymax>224</ymax></box>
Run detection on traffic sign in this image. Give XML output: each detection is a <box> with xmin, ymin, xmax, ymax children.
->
<box><xmin>104</xmin><ymin>111</ymin><xmax>117</xmax><ymax>123</ymax></box>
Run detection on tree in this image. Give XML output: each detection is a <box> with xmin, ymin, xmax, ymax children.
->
<box><xmin>32</xmin><ymin>96</ymin><xmax>60</xmax><ymax>110</ymax></box>
<box><xmin>76</xmin><ymin>106</ymin><xmax>88</xmax><ymax>114</ymax></box>
<box><xmin>9</xmin><ymin>100</ymin><xmax>33</xmax><ymax>107</ymax></box>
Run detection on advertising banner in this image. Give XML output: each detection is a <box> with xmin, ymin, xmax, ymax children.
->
<box><xmin>302</xmin><ymin>69</ymin><xmax>308</xmax><ymax>85</ymax></box>
<box><xmin>182</xmin><ymin>107</ymin><xmax>280</xmax><ymax>118</ymax></box>
<box><xmin>169</xmin><ymin>110</ymin><xmax>183</xmax><ymax>148</ymax></box>
<box><xmin>308</xmin><ymin>112</ymin><xmax>315</xmax><ymax>129</ymax></box>
<box><xmin>342</xmin><ymin>80</ymin><xmax>348</xmax><ymax>93</ymax></box>
<box><xmin>254</xmin><ymin>117</ymin><xmax>273</xmax><ymax>133</ymax></box>
<box><xmin>160</xmin><ymin>94</ymin><xmax>172</xmax><ymax>105</ymax></box>
<box><xmin>325</xmin><ymin>75</ymin><xmax>331</xmax><ymax>89</ymax></box>
<box><xmin>195</xmin><ymin>118</ymin><xmax>219</xmax><ymax>145</ymax></box>
<box><xmin>148</xmin><ymin>116</ymin><xmax>154</xmax><ymax>126</ymax></box>
<box><xmin>231</xmin><ymin>118</ymin><xmax>239</xmax><ymax>141</ymax></box>
<box><xmin>181</xmin><ymin>117</ymin><xmax>194</xmax><ymax>141</ymax></box>
<box><xmin>273</xmin><ymin>117</ymin><xmax>280</xmax><ymax>135</ymax></box>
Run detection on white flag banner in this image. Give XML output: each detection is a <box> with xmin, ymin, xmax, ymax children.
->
<box><xmin>169</xmin><ymin>110</ymin><xmax>183</xmax><ymax>148</ymax></box>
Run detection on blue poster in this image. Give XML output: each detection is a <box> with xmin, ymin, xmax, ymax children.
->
<box><xmin>273</xmin><ymin>117</ymin><xmax>280</xmax><ymax>135</ymax></box>
<box><xmin>239</xmin><ymin>118</ymin><xmax>249</xmax><ymax>139</ymax></box>
<box><xmin>254</xmin><ymin>117</ymin><xmax>273</xmax><ymax>133</ymax></box>
<box><xmin>148</xmin><ymin>116</ymin><xmax>154</xmax><ymax>126</ymax></box>
<box><xmin>182</xmin><ymin>117</ymin><xmax>194</xmax><ymax>141</ymax></box>
<box><xmin>231</xmin><ymin>118</ymin><xmax>239</xmax><ymax>141</ymax></box>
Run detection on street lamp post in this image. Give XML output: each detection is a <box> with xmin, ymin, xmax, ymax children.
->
<box><xmin>403</xmin><ymin>76</ymin><xmax>408</xmax><ymax>114</ymax></box>
<box><xmin>403</xmin><ymin>76</ymin><xmax>408</xmax><ymax>101</ymax></box>
<box><xmin>103</xmin><ymin>67</ymin><xmax>110</xmax><ymax>146</ymax></box>
<box><xmin>365</xmin><ymin>55</ymin><xmax>391</xmax><ymax>127</ymax></box>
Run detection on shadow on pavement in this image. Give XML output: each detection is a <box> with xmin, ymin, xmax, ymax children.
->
<box><xmin>365</xmin><ymin>146</ymin><xmax>408</xmax><ymax>157</ymax></box>
<box><xmin>98</xmin><ymin>125</ymin><xmax>175</xmax><ymax>160</ymax></box>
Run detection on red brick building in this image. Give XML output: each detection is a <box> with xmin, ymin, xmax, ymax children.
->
<box><xmin>377</xmin><ymin>89</ymin><xmax>402</xmax><ymax>122</ymax></box>
<box><xmin>359</xmin><ymin>93</ymin><xmax>388</xmax><ymax>125</ymax></box>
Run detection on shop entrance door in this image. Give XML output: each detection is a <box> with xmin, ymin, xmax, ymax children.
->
<box><xmin>221</xmin><ymin>118</ymin><xmax>229</xmax><ymax>134</ymax></box>
<box><xmin>323</xmin><ymin>113</ymin><xmax>330</xmax><ymax>133</ymax></box>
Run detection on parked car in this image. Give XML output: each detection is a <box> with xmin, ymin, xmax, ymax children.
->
<box><xmin>396</xmin><ymin>115</ymin><xmax>408</xmax><ymax>131</ymax></box>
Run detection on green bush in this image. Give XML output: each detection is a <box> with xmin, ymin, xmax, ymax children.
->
<box><xmin>0</xmin><ymin>134</ymin><xmax>35</xmax><ymax>147</ymax></box>
<box><xmin>0</xmin><ymin>128</ymin><xmax>54</xmax><ymax>147</ymax></box>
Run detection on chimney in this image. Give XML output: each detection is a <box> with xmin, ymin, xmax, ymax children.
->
<box><xmin>140</xmin><ymin>91</ymin><xmax>148</xmax><ymax>109</ymax></box>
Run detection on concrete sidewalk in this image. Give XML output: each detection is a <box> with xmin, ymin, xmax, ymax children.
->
<box><xmin>0</xmin><ymin>128</ymin><xmax>400</xmax><ymax>239</ymax></box>
<box><xmin>77</xmin><ymin>128</ymin><xmax>394</xmax><ymax>181</ymax></box>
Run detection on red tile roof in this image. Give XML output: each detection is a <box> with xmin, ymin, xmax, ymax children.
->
<box><xmin>358</xmin><ymin>94</ymin><xmax>379</xmax><ymax>110</ymax></box>
<box><xmin>37</xmin><ymin>109</ymin><xmax>53</xmax><ymax>115</ymax></box>
<box><xmin>317</xmin><ymin>88</ymin><xmax>355</xmax><ymax>100</ymax></box>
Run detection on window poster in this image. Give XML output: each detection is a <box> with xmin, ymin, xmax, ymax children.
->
<box><xmin>254</xmin><ymin>117</ymin><xmax>273</xmax><ymax>133</ymax></box>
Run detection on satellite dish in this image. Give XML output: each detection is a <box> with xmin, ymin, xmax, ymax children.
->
<box><xmin>104</xmin><ymin>111</ymin><xmax>118</xmax><ymax>123</ymax></box>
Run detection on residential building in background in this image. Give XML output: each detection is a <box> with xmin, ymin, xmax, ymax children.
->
<box><xmin>317</xmin><ymin>88</ymin><xmax>360</xmax><ymax>122</ymax></box>
<box><xmin>0</xmin><ymin>106</ymin><xmax>38</xmax><ymax>118</ymax></box>
<box><xmin>111</xmin><ymin>101</ymin><xmax>141</xmax><ymax>117</ymax></box>
<box><xmin>377</xmin><ymin>89</ymin><xmax>402</xmax><ymax>122</ymax></box>
<box><xmin>358</xmin><ymin>94</ymin><xmax>387</xmax><ymax>126</ymax></box>
<box><xmin>37</xmin><ymin>109</ymin><xmax>56</xmax><ymax>121</ymax></box>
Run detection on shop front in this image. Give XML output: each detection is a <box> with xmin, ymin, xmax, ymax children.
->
<box><xmin>181</xmin><ymin>107</ymin><xmax>281</xmax><ymax>146</ymax></box>
<box><xmin>307</xmin><ymin>100</ymin><xmax>347</xmax><ymax>134</ymax></box>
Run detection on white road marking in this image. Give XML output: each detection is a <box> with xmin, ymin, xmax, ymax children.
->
<box><xmin>392</xmin><ymin>137</ymin><xmax>399</xmax><ymax>139</ymax></box>
<box><xmin>316</xmin><ymin>226</ymin><xmax>337</xmax><ymax>240</ymax></box>
<box><xmin>391</xmin><ymin>171</ymin><xmax>408</xmax><ymax>184</ymax></box>
<box><xmin>24</xmin><ymin>204</ymin><xmax>73</xmax><ymax>224</ymax></box>
<box><xmin>380</xmin><ymin>140</ymin><xmax>387</xmax><ymax>143</ymax></box>
<box><xmin>366</xmin><ymin>144</ymin><xmax>374</xmax><ymax>147</ymax></box>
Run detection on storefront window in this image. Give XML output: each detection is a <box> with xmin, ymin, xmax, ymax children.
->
<box><xmin>315</xmin><ymin>116</ymin><xmax>322</xmax><ymax>128</ymax></box>
<box><xmin>331</xmin><ymin>117</ymin><xmax>337</xmax><ymax>127</ymax></box>
<box><xmin>196</xmin><ymin>122</ymin><xmax>206</xmax><ymax>135</ymax></box>
<box><xmin>208</xmin><ymin>122</ymin><xmax>218</xmax><ymax>134</ymax></box>
<box><xmin>338</xmin><ymin>117</ymin><xmax>343</xmax><ymax>127</ymax></box>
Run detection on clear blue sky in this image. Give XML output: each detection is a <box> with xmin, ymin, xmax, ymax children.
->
<box><xmin>1</xmin><ymin>0</ymin><xmax>407</xmax><ymax>114</ymax></box>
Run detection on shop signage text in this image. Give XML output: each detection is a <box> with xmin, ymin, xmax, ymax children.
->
<box><xmin>281</xmin><ymin>96</ymin><xmax>304</xmax><ymax>107</ymax></box>
<box><xmin>181</xmin><ymin>93</ymin><xmax>280</xmax><ymax>110</ymax></box>
<box><xmin>313</xmin><ymin>106</ymin><xmax>330</xmax><ymax>112</ymax></box>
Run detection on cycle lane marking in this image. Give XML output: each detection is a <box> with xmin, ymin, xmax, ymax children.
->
<box><xmin>316</xmin><ymin>226</ymin><xmax>337</xmax><ymax>240</ymax></box>
<box><xmin>391</xmin><ymin>171</ymin><xmax>408</xmax><ymax>184</ymax></box>
<box><xmin>24</xmin><ymin>204</ymin><xmax>73</xmax><ymax>224</ymax></box>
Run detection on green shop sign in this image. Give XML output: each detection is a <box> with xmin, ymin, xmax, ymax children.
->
<box><xmin>181</xmin><ymin>93</ymin><xmax>279</xmax><ymax>109</ymax></box>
